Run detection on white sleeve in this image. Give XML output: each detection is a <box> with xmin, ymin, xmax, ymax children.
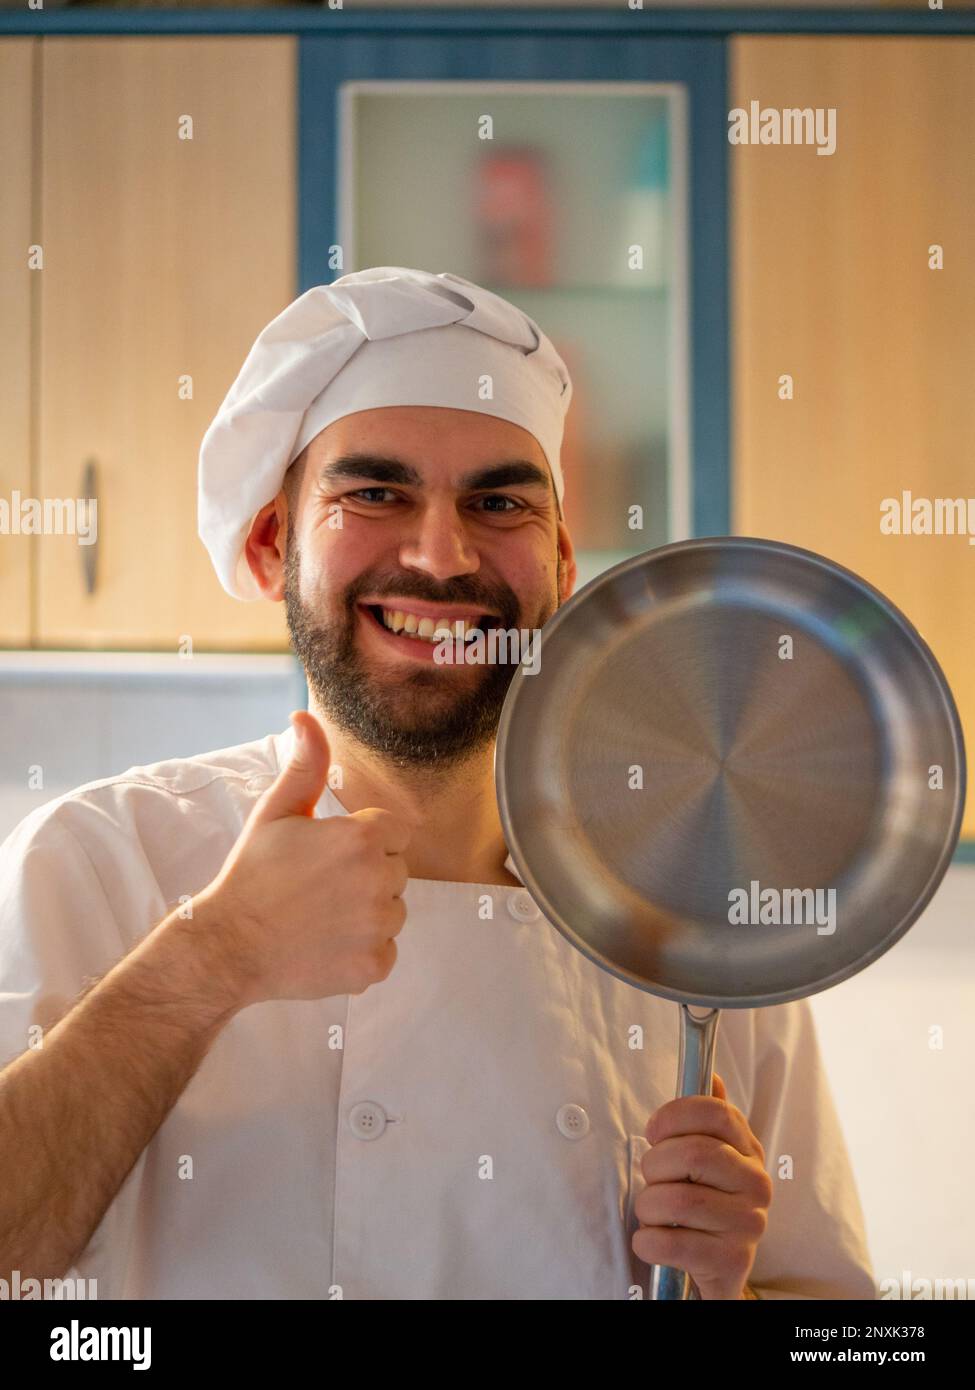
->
<box><xmin>0</xmin><ymin>806</ymin><xmax>128</xmax><ymax>1068</ymax></box>
<box><xmin>0</xmin><ymin>805</ymin><xmax>141</xmax><ymax>1296</ymax></box>
<box><xmin>745</xmin><ymin>997</ymin><xmax>876</xmax><ymax>1300</ymax></box>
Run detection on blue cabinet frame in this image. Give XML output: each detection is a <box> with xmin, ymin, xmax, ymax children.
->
<box><xmin>299</xmin><ymin>32</ymin><xmax>729</xmax><ymax>539</ymax></box>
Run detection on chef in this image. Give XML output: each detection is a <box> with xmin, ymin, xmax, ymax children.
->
<box><xmin>0</xmin><ymin>267</ymin><xmax>875</xmax><ymax>1301</ymax></box>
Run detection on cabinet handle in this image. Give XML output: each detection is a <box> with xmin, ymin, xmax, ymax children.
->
<box><xmin>80</xmin><ymin>457</ymin><xmax>98</xmax><ymax>595</ymax></box>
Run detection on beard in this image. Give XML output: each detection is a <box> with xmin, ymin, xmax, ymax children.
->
<box><xmin>283</xmin><ymin>531</ymin><xmax>557</xmax><ymax>772</ymax></box>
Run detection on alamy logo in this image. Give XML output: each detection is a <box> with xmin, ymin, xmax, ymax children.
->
<box><xmin>880</xmin><ymin>1270</ymin><xmax>975</xmax><ymax>1300</ymax></box>
<box><xmin>0</xmin><ymin>490</ymin><xmax>97</xmax><ymax>544</ymax></box>
<box><xmin>1</xmin><ymin>1270</ymin><xmax>97</xmax><ymax>1300</ymax></box>
<box><xmin>433</xmin><ymin>625</ymin><xmax>541</xmax><ymax>674</ymax></box>
<box><xmin>728</xmin><ymin>880</ymin><xmax>837</xmax><ymax>935</ymax></box>
<box><xmin>880</xmin><ymin>491</ymin><xmax>975</xmax><ymax>544</ymax></box>
<box><xmin>50</xmin><ymin>1320</ymin><xmax>151</xmax><ymax>1371</ymax></box>
<box><xmin>728</xmin><ymin>101</ymin><xmax>837</xmax><ymax>156</ymax></box>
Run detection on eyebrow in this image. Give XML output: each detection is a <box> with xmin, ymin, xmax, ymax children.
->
<box><xmin>317</xmin><ymin>453</ymin><xmax>554</xmax><ymax>500</ymax></box>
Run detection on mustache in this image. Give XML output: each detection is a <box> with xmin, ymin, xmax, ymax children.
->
<box><xmin>348</xmin><ymin>580</ymin><xmax>519</xmax><ymax>620</ymax></box>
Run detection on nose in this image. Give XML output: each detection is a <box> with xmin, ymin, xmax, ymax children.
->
<box><xmin>397</xmin><ymin>500</ymin><xmax>481</xmax><ymax>583</ymax></box>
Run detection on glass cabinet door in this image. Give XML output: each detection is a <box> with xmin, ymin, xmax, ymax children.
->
<box><xmin>339</xmin><ymin>81</ymin><xmax>690</xmax><ymax>589</ymax></box>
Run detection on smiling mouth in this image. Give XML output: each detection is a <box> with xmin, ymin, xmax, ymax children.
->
<box><xmin>361</xmin><ymin>604</ymin><xmax>496</xmax><ymax>644</ymax></box>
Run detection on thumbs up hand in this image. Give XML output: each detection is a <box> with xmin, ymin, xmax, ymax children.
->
<box><xmin>195</xmin><ymin>711</ymin><xmax>411</xmax><ymax>1008</ymax></box>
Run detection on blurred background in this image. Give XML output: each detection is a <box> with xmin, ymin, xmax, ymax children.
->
<box><xmin>1</xmin><ymin>3</ymin><xmax>973</xmax><ymax>1296</ymax></box>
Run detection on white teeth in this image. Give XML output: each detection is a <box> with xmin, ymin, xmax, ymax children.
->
<box><xmin>377</xmin><ymin>606</ymin><xmax>482</xmax><ymax>642</ymax></box>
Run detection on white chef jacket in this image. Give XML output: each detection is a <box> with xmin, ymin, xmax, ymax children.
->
<box><xmin>0</xmin><ymin>724</ymin><xmax>876</xmax><ymax>1301</ymax></box>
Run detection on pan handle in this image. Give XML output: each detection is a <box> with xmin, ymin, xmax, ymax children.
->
<box><xmin>649</xmin><ymin>1004</ymin><xmax>721</xmax><ymax>1301</ymax></box>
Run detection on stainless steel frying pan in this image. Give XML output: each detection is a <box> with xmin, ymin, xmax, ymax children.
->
<box><xmin>495</xmin><ymin>537</ymin><xmax>965</xmax><ymax>1301</ymax></box>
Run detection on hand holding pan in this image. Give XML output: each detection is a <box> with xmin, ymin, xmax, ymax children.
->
<box><xmin>495</xmin><ymin>537</ymin><xmax>965</xmax><ymax>1301</ymax></box>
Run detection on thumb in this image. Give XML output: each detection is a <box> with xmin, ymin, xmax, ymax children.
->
<box><xmin>254</xmin><ymin>711</ymin><xmax>331</xmax><ymax>822</ymax></box>
<box><xmin>711</xmin><ymin>1071</ymin><xmax>727</xmax><ymax>1101</ymax></box>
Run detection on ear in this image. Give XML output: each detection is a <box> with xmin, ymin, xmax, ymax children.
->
<box><xmin>556</xmin><ymin>518</ymin><xmax>577</xmax><ymax>603</ymax></box>
<box><xmin>242</xmin><ymin>490</ymin><xmax>288</xmax><ymax>601</ymax></box>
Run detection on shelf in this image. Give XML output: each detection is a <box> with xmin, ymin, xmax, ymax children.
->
<box><xmin>483</xmin><ymin>284</ymin><xmax>670</xmax><ymax>297</ymax></box>
<box><xmin>0</xmin><ymin>651</ymin><xmax>302</xmax><ymax>684</ymax></box>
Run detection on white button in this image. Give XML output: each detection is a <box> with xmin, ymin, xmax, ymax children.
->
<box><xmin>348</xmin><ymin>1101</ymin><xmax>387</xmax><ymax>1141</ymax></box>
<box><xmin>507</xmin><ymin>889</ymin><xmax>541</xmax><ymax>922</ymax></box>
<box><xmin>555</xmin><ymin>1103</ymin><xmax>590</xmax><ymax>1139</ymax></box>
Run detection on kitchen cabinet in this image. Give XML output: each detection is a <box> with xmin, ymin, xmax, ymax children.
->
<box><xmin>302</xmin><ymin>30</ymin><xmax>729</xmax><ymax>589</ymax></box>
<box><xmin>3</xmin><ymin>17</ymin><xmax>729</xmax><ymax>647</ymax></box>
<box><xmin>0</xmin><ymin>39</ymin><xmax>34</xmax><ymax>648</ymax></box>
<box><xmin>731</xmin><ymin>35</ymin><xmax>975</xmax><ymax>838</ymax></box>
<box><xmin>3</xmin><ymin>12</ymin><xmax>972</xmax><ymax>844</ymax></box>
<box><xmin>36</xmin><ymin>36</ymin><xmax>296</xmax><ymax>650</ymax></box>
<box><xmin>340</xmin><ymin>80</ymin><xmax>690</xmax><ymax>578</ymax></box>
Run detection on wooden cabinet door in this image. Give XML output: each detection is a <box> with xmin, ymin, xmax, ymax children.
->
<box><xmin>0</xmin><ymin>39</ymin><xmax>35</xmax><ymax>648</ymax></box>
<box><xmin>731</xmin><ymin>36</ymin><xmax>975</xmax><ymax>839</ymax></box>
<box><xmin>37</xmin><ymin>36</ymin><xmax>296</xmax><ymax>650</ymax></box>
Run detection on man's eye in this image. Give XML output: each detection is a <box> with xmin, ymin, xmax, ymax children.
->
<box><xmin>349</xmin><ymin>488</ymin><xmax>398</xmax><ymax>503</ymax></box>
<box><xmin>345</xmin><ymin>489</ymin><xmax>524</xmax><ymax>512</ymax></box>
<box><xmin>476</xmin><ymin>495</ymin><xmax>524</xmax><ymax>513</ymax></box>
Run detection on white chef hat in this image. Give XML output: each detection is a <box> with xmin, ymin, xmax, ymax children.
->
<box><xmin>198</xmin><ymin>266</ymin><xmax>573</xmax><ymax>600</ymax></box>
